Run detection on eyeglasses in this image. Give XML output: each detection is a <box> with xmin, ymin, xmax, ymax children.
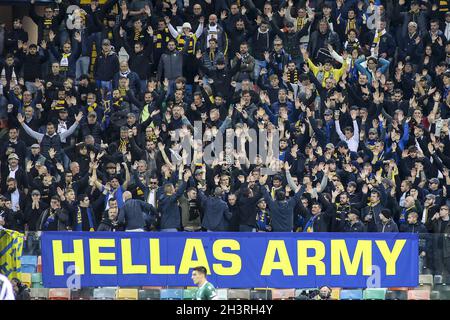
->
<box><xmin>150</xmin><ymin>181</ymin><xmax>158</xmax><ymax>185</ymax></box>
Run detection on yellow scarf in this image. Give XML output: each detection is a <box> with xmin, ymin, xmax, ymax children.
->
<box><xmin>87</xmin><ymin>102</ymin><xmax>98</xmax><ymax>113</ymax></box>
<box><xmin>297</xmin><ymin>17</ymin><xmax>306</xmax><ymax>30</ymax></box>
<box><xmin>346</xmin><ymin>18</ymin><xmax>356</xmax><ymax>34</ymax></box>
<box><xmin>119</xmin><ymin>139</ymin><xmax>128</xmax><ymax>153</ymax></box>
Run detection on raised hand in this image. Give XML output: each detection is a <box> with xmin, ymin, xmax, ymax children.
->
<box><xmin>74</xmin><ymin>31</ymin><xmax>82</xmax><ymax>42</ymax></box>
<box><xmin>49</xmin><ymin>30</ymin><xmax>56</xmax><ymax>42</ymax></box>
<box><xmin>17</xmin><ymin>113</ymin><xmax>25</xmax><ymax>124</ymax></box>
<box><xmin>75</xmin><ymin>112</ymin><xmax>83</xmax><ymax>122</ymax></box>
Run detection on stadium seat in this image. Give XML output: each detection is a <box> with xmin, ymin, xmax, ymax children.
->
<box><xmin>363</xmin><ymin>288</ymin><xmax>386</xmax><ymax>300</ymax></box>
<box><xmin>340</xmin><ymin>289</ymin><xmax>363</xmax><ymax>300</ymax></box>
<box><xmin>160</xmin><ymin>288</ymin><xmax>183</xmax><ymax>300</ymax></box>
<box><xmin>36</xmin><ymin>256</ymin><xmax>42</xmax><ymax>273</ymax></box>
<box><xmin>20</xmin><ymin>255</ymin><xmax>38</xmax><ymax>266</ymax></box>
<box><xmin>20</xmin><ymin>273</ymin><xmax>32</xmax><ymax>288</ymax></box>
<box><xmin>330</xmin><ymin>288</ymin><xmax>341</xmax><ymax>300</ymax></box>
<box><xmin>228</xmin><ymin>289</ymin><xmax>250</xmax><ymax>300</ymax></box>
<box><xmin>71</xmin><ymin>288</ymin><xmax>94</xmax><ymax>300</ymax></box>
<box><xmin>138</xmin><ymin>289</ymin><xmax>161</xmax><ymax>300</ymax></box>
<box><xmin>430</xmin><ymin>291</ymin><xmax>441</xmax><ymax>300</ymax></box>
<box><xmin>385</xmin><ymin>290</ymin><xmax>408</xmax><ymax>300</ymax></box>
<box><xmin>30</xmin><ymin>288</ymin><xmax>49</xmax><ymax>300</ymax></box>
<box><xmin>407</xmin><ymin>289</ymin><xmax>431</xmax><ymax>300</ymax></box>
<box><xmin>31</xmin><ymin>273</ymin><xmax>43</xmax><ymax>288</ymax></box>
<box><xmin>419</xmin><ymin>274</ymin><xmax>434</xmax><ymax>286</ymax></box>
<box><xmin>20</xmin><ymin>256</ymin><xmax>37</xmax><ymax>273</ymax></box>
<box><xmin>434</xmin><ymin>275</ymin><xmax>444</xmax><ymax>286</ymax></box>
<box><xmin>271</xmin><ymin>289</ymin><xmax>295</xmax><ymax>300</ymax></box>
<box><xmin>117</xmin><ymin>288</ymin><xmax>138</xmax><ymax>300</ymax></box>
<box><xmin>216</xmin><ymin>289</ymin><xmax>228</xmax><ymax>300</ymax></box>
<box><xmin>48</xmin><ymin>288</ymin><xmax>71</xmax><ymax>300</ymax></box>
<box><xmin>93</xmin><ymin>287</ymin><xmax>117</xmax><ymax>300</ymax></box>
<box><xmin>435</xmin><ymin>283</ymin><xmax>450</xmax><ymax>299</ymax></box>
<box><xmin>251</xmin><ymin>289</ymin><xmax>272</xmax><ymax>300</ymax></box>
<box><xmin>141</xmin><ymin>286</ymin><xmax>163</xmax><ymax>290</ymax></box>
<box><xmin>183</xmin><ymin>288</ymin><xmax>197</xmax><ymax>300</ymax></box>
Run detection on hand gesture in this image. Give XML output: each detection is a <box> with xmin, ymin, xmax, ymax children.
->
<box><xmin>75</xmin><ymin>112</ymin><xmax>83</xmax><ymax>122</ymax></box>
<box><xmin>144</xmin><ymin>4</ymin><xmax>151</xmax><ymax>16</ymax></box>
<box><xmin>48</xmin><ymin>147</ymin><xmax>57</xmax><ymax>159</ymax></box>
<box><xmin>40</xmin><ymin>40</ymin><xmax>47</xmax><ymax>49</ymax></box>
<box><xmin>221</xmin><ymin>10</ymin><xmax>228</xmax><ymax>20</ymax></box>
<box><xmin>56</xmin><ymin>162</ymin><xmax>64</xmax><ymax>172</ymax></box>
<box><xmin>26</xmin><ymin>161</ymin><xmax>33</xmax><ymax>173</ymax></box>
<box><xmin>147</xmin><ymin>25</ymin><xmax>153</xmax><ymax>37</ymax></box>
<box><xmin>17</xmin><ymin>113</ymin><xmax>25</xmax><ymax>124</ymax></box>
<box><xmin>49</xmin><ymin>30</ymin><xmax>56</xmax><ymax>42</ymax></box>
<box><xmin>74</xmin><ymin>31</ymin><xmax>81</xmax><ymax>42</ymax></box>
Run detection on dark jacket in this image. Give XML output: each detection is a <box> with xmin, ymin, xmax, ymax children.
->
<box><xmin>198</xmin><ymin>190</ymin><xmax>232</xmax><ymax>231</ymax></box>
<box><xmin>94</xmin><ymin>51</ymin><xmax>120</xmax><ymax>81</ymax></box>
<box><xmin>23</xmin><ymin>201</ymin><xmax>48</xmax><ymax>232</ymax></box>
<box><xmin>97</xmin><ymin>218</ymin><xmax>124</xmax><ymax>232</ymax></box>
<box><xmin>158</xmin><ymin>182</ymin><xmax>186</xmax><ymax>229</ymax></box>
<box><xmin>262</xmin><ymin>186</ymin><xmax>305</xmax><ymax>232</ymax></box>
<box><xmin>37</xmin><ymin>208</ymin><xmax>70</xmax><ymax>231</ymax></box>
<box><xmin>118</xmin><ymin>198</ymin><xmax>157</xmax><ymax>230</ymax></box>
<box><xmin>375</xmin><ymin>219</ymin><xmax>399</xmax><ymax>233</ymax></box>
<box><xmin>344</xmin><ymin>220</ymin><xmax>366</xmax><ymax>232</ymax></box>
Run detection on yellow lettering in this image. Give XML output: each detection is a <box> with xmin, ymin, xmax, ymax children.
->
<box><xmin>149</xmin><ymin>239</ymin><xmax>175</xmax><ymax>274</ymax></box>
<box><xmin>261</xmin><ymin>240</ymin><xmax>293</xmax><ymax>276</ymax></box>
<box><xmin>53</xmin><ymin>239</ymin><xmax>85</xmax><ymax>276</ymax></box>
<box><xmin>178</xmin><ymin>239</ymin><xmax>210</xmax><ymax>274</ymax></box>
<box><xmin>212</xmin><ymin>240</ymin><xmax>242</xmax><ymax>276</ymax></box>
<box><xmin>331</xmin><ymin>240</ymin><xmax>372</xmax><ymax>275</ymax></box>
<box><xmin>89</xmin><ymin>239</ymin><xmax>117</xmax><ymax>274</ymax></box>
<box><xmin>297</xmin><ymin>240</ymin><xmax>325</xmax><ymax>276</ymax></box>
<box><xmin>119</xmin><ymin>239</ymin><xmax>148</xmax><ymax>274</ymax></box>
<box><xmin>376</xmin><ymin>240</ymin><xmax>406</xmax><ymax>275</ymax></box>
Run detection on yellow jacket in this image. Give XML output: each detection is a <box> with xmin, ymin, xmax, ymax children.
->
<box><xmin>307</xmin><ymin>58</ymin><xmax>347</xmax><ymax>87</ymax></box>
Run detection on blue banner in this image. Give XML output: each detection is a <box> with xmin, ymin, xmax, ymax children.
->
<box><xmin>41</xmin><ymin>232</ymin><xmax>419</xmax><ymax>288</ymax></box>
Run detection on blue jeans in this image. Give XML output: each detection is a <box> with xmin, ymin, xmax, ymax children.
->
<box><xmin>96</xmin><ymin>80</ymin><xmax>112</xmax><ymax>97</ymax></box>
<box><xmin>254</xmin><ymin>60</ymin><xmax>267</xmax><ymax>80</ymax></box>
<box><xmin>76</xmin><ymin>56</ymin><xmax>90</xmax><ymax>80</ymax></box>
<box><xmin>140</xmin><ymin>79</ymin><xmax>148</xmax><ymax>93</ymax></box>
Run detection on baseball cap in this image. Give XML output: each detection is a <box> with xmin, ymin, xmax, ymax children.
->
<box><xmin>195</xmin><ymin>169</ymin><xmax>204</xmax><ymax>175</ymax></box>
<box><xmin>369</xmin><ymin>128</ymin><xmax>378</xmax><ymax>134</ymax></box>
<box><xmin>31</xmin><ymin>144</ymin><xmax>40</xmax><ymax>149</ymax></box>
<box><xmin>257</xmin><ymin>198</ymin><xmax>266</xmax><ymax>204</ymax></box>
<box><xmin>88</xmin><ymin>111</ymin><xmax>97</xmax><ymax>117</ymax></box>
<box><xmin>430</xmin><ymin>178</ymin><xmax>439</xmax><ymax>184</ymax></box>
<box><xmin>324</xmin><ymin>109</ymin><xmax>333</xmax><ymax>116</ymax></box>
<box><xmin>31</xmin><ymin>190</ymin><xmax>41</xmax><ymax>196</ymax></box>
<box><xmin>425</xmin><ymin>194</ymin><xmax>436</xmax><ymax>200</ymax></box>
<box><xmin>58</xmin><ymin>108</ymin><xmax>68</xmax><ymax>113</ymax></box>
<box><xmin>8</xmin><ymin>153</ymin><xmax>19</xmax><ymax>161</ymax></box>
<box><xmin>182</xmin><ymin>22</ymin><xmax>192</xmax><ymax>29</ymax></box>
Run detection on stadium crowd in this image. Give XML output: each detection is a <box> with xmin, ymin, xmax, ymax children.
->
<box><xmin>0</xmin><ymin>0</ymin><xmax>449</xmax><ymax>275</ymax></box>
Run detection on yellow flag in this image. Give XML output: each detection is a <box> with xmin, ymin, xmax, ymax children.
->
<box><xmin>0</xmin><ymin>228</ymin><xmax>24</xmax><ymax>279</ymax></box>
